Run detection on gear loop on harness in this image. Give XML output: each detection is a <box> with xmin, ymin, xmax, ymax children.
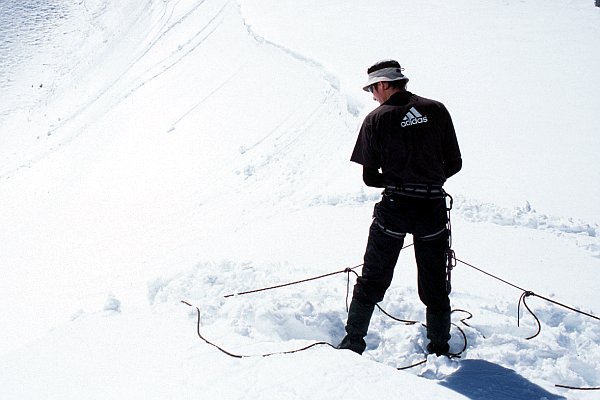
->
<box><xmin>446</xmin><ymin>248</ymin><xmax>456</xmax><ymax>294</ymax></box>
<box><xmin>443</xmin><ymin>190</ymin><xmax>455</xmax><ymax>294</ymax></box>
<box><xmin>445</xmin><ymin>191</ymin><xmax>454</xmax><ymax>211</ymax></box>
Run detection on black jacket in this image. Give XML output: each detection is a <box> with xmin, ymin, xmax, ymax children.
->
<box><xmin>351</xmin><ymin>91</ymin><xmax>462</xmax><ymax>186</ymax></box>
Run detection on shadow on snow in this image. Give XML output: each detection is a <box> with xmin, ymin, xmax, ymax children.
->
<box><xmin>441</xmin><ymin>359</ymin><xmax>565</xmax><ymax>400</ymax></box>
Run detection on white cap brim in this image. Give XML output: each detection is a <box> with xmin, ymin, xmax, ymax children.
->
<box><xmin>362</xmin><ymin>67</ymin><xmax>409</xmax><ymax>91</ymax></box>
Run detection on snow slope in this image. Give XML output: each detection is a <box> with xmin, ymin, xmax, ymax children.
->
<box><xmin>240</xmin><ymin>0</ymin><xmax>600</xmax><ymax>224</ymax></box>
<box><xmin>0</xmin><ymin>0</ymin><xmax>599</xmax><ymax>399</ymax></box>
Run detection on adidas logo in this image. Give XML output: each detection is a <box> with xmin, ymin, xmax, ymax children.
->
<box><xmin>401</xmin><ymin>107</ymin><xmax>428</xmax><ymax>127</ymax></box>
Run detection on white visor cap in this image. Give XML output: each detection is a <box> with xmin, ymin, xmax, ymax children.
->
<box><xmin>362</xmin><ymin>67</ymin><xmax>408</xmax><ymax>92</ymax></box>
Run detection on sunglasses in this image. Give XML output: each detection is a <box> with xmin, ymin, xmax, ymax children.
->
<box><xmin>367</xmin><ymin>82</ymin><xmax>378</xmax><ymax>93</ymax></box>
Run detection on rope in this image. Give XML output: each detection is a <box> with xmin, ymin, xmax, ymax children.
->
<box><xmin>224</xmin><ymin>243</ymin><xmax>414</xmax><ymax>299</ymax></box>
<box><xmin>531</xmin><ymin>292</ymin><xmax>600</xmax><ymax>321</ymax></box>
<box><xmin>449</xmin><ymin>309</ymin><xmax>471</xmax><ymax>355</ymax></box>
<box><xmin>454</xmin><ymin>258</ymin><xmax>600</xmax><ymax>391</ymax></box>
<box><xmin>518</xmin><ymin>292</ymin><xmax>541</xmax><ymax>340</ymax></box>
<box><xmin>376</xmin><ymin>304</ymin><xmax>419</xmax><ymax>325</ymax></box>
<box><xmin>456</xmin><ymin>257</ymin><xmax>600</xmax><ymax>322</ymax></box>
<box><xmin>185</xmin><ymin>250</ymin><xmax>469</xmax><ymax>370</ymax></box>
<box><xmin>223</xmin><ymin>263</ymin><xmax>364</xmax><ymax>298</ymax></box>
<box><xmin>455</xmin><ymin>258</ymin><xmax>527</xmax><ymax>292</ymax></box>
<box><xmin>397</xmin><ymin>359</ymin><xmax>427</xmax><ymax>370</ymax></box>
<box><xmin>182</xmin><ymin>298</ymin><xmax>468</xmax><ymax>370</ymax></box>
<box><xmin>181</xmin><ymin>300</ymin><xmax>335</xmax><ymax>358</ymax></box>
<box><xmin>394</xmin><ymin>315</ymin><xmax>468</xmax><ymax>370</ymax></box>
<box><xmin>344</xmin><ymin>267</ymin><xmax>420</xmax><ymax>325</ymax></box>
<box><xmin>452</xmin><ymin>308</ymin><xmax>474</xmax><ymax>328</ymax></box>
<box><xmin>183</xmin><ymin>255</ymin><xmax>599</xmax><ymax>388</ymax></box>
<box><xmin>555</xmin><ymin>384</ymin><xmax>600</xmax><ymax>391</ymax></box>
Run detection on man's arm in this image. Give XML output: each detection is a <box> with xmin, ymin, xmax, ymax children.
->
<box><xmin>444</xmin><ymin>157</ymin><xmax>462</xmax><ymax>179</ymax></box>
<box><xmin>439</xmin><ymin>103</ymin><xmax>462</xmax><ymax>180</ymax></box>
<box><xmin>362</xmin><ymin>166</ymin><xmax>386</xmax><ymax>188</ymax></box>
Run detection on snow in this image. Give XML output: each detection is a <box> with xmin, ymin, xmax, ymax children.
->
<box><xmin>0</xmin><ymin>0</ymin><xmax>599</xmax><ymax>399</ymax></box>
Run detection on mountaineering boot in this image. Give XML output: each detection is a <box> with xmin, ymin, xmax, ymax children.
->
<box><xmin>426</xmin><ymin>309</ymin><xmax>451</xmax><ymax>356</ymax></box>
<box><xmin>337</xmin><ymin>299</ymin><xmax>375</xmax><ymax>355</ymax></box>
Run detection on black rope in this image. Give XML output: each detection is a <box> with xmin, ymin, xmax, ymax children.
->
<box><xmin>455</xmin><ymin>257</ymin><xmax>600</xmax><ymax>390</ymax></box>
<box><xmin>224</xmin><ymin>243</ymin><xmax>415</xmax><ymax>300</ymax></box>
<box><xmin>449</xmin><ymin>309</ymin><xmax>471</xmax><ymax>355</ymax></box>
<box><xmin>518</xmin><ymin>292</ymin><xmax>541</xmax><ymax>340</ymax></box>
<box><xmin>456</xmin><ymin>257</ymin><xmax>600</xmax><ymax>322</ymax></box>
<box><xmin>181</xmin><ymin>301</ymin><xmax>335</xmax><ymax>358</ymax></box>
<box><xmin>183</xmin><ymin>298</ymin><xmax>467</xmax><ymax>370</ymax></box>
<box><xmin>342</xmin><ymin>264</ymin><xmax>468</xmax><ymax>369</ymax></box>
<box><xmin>532</xmin><ymin>292</ymin><xmax>600</xmax><ymax>321</ymax></box>
<box><xmin>456</xmin><ymin>258</ymin><xmax>527</xmax><ymax>292</ymax></box>
<box><xmin>452</xmin><ymin>308</ymin><xmax>474</xmax><ymax>328</ymax></box>
<box><xmin>345</xmin><ymin>268</ymin><xmax>353</xmax><ymax>312</ymax></box>
<box><xmin>343</xmin><ymin>264</ymin><xmax>420</xmax><ymax>325</ymax></box>
<box><xmin>397</xmin><ymin>359</ymin><xmax>427</xmax><ymax>370</ymax></box>
<box><xmin>184</xmin><ymin>255</ymin><xmax>599</xmax><ymax>388</ymax></box>
<box><xmin>394</xmin><ymin>318</ymin><xmax>468</xmax><ymax>370</ymax></box>
<box><xmin>186</xmin><ymin>249</ymin><xmax>469</xmax><ymax>369</ymax></box>
<box><xmin>223</xmin><ymin>263</ymin><xmax>364</xmax><ymax>298</ymax></box>
<box><xmin>376</xmin><ymin>304</ymin><xmax>419</xmax><ymax>325</ymax></box>
<box><xmin>555</xmin><ymin>384</ymin><xmax>600</xmax><ymax>391</ymax></box>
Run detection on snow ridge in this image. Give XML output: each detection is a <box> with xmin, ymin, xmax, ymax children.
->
<box><xmin>238</xmin><ymin>6</ymin><xmax>360</xmax><ymax>118</ymax></box>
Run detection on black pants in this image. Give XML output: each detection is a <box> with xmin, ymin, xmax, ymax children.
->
<box><xmin>353</xmin><ymin>194</ymin><xmax>450</xmax><ymax>313</ymax></box>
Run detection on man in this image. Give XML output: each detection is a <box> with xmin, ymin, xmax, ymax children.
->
<box><xmin>338</xmin><ymin>59</ymin><xmax>462</xmax><ymax>356</ymax></box>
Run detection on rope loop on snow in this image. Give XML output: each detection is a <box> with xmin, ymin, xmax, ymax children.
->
<box><xmin>449</xmin><ymin>309</ymin><xmax>471</xmax><ymax>355</ymax></box>
<box><xmin>518</xmin><ymin>291</ymin><xmax>541</xmax><ymax>340</ymax></box>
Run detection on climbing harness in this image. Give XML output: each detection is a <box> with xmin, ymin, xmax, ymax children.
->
<box><xmin>378</xmin><ymin>187</ymin><xmax>456</xmax><ymax>295</ymax></box>
<box><xmin>384</xmin><ymin>183</ymin><xmax>446</xmax><ymax>199</ymax></box>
